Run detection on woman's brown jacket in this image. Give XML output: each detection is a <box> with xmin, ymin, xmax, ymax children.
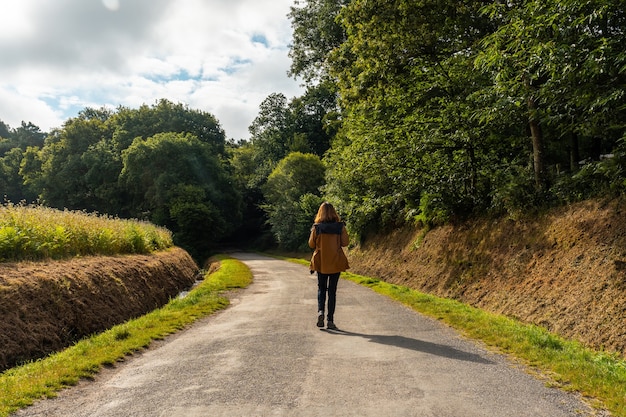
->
<box><xmin>308</xmin><ymin>221</ymin><xmax>349</xmax><ymax>274</ymax></box>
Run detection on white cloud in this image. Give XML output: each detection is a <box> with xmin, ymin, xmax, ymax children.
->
<box><xmin>102</xmin><ymin>0</ymin><xmax>121</xmax><ymax>12</ymax></box>
<box><xmin>0</xmin><ymin>0</ymin><xmax>303</xmax><ymax>140</ymax></box>
<box><xmin>0</xmin><ymin>87</ymin><xmax>63</xmax><ymax>131</ymax></box>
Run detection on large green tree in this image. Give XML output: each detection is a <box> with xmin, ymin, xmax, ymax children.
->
<box><xmin>110</xmin><ymin>99</ymin><xmax>225</xmax><ymax>154</ymax></box>
<box><xmin>248</xmin><ymin>93</ymin><xmax>295</xmax><ymax>181</ymax></box>
<box><xmin>120</xmin><ymin>132</ymin><xmax>241</xmax><ymax>258</ymax></box>
<box><xmin>36</xmin><ymin>108</ymin><xmax>114</xmax><ymax>211</ymax></box>
<box><xmin>28</xmin><ymin>101</ymin><xmax>228</xmax><ymax>218</ymax></box>
<box><xmin>289</xmin><ymin>81</ymin><xmax>340</xmax><ymax>157</ymax></box>
<box><xmin>288</xmin><ymin>0</ymin><xmax>349</xmax><ymax>85</ymax></box>
<box><xmin>0</xmin><ymin>148</ymin><xmax>36</xmax><ymax>202</ymax></box>
<box><xmin>0</xmin><ymin>122</ymin><xmax>45</xmax><ymax>156</ymax></box>
<box><xmin>262</xmin><ymin>152</ymin><xmax>325</xmax><ymax>250</ymax></box>
<box><xmin>0</xmin><ymin>122</ymin><xmax>47</xmax><ymax>203</ymax></box>
<box><xmin>0</xmin><ymin>121</ymin><xmax>10</xmax><ymax>140</ymax></box>
<box><xmin>248</xmin><ymin>87</ymin><xmax>338</xmax><ymax>176</ymax></box>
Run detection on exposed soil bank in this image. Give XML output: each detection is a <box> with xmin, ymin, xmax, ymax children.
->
<box><xmin>348</xmin><ymin>198</ymin><xmax>626</xmax><ymax>356</ymax></box>
<box><xmin>0</xmin><ymin>247</ymin><xmax>198</xmax><ymax>371</ymax></box>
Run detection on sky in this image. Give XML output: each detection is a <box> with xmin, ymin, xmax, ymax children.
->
<box><xmin>0</xmin><ymin>0</ymin><xmax>305</xmax><ymax>141</ymax></box>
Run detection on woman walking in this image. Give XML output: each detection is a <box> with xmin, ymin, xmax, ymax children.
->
<box><xmin>308</xmin><ymin>202</ymin><xmax>349</xmax><ymax>330</ymax></box>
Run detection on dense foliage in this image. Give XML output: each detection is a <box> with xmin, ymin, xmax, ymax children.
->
<box><xmin>262</xmin><ymin>152</ymin><xmax>325</xmax><ymax>250</ymax></box>
<box><xmin>1</xmin><ymin>0</ymin><xmax>624</xmax><ymax>252</ymax></box>
<box><xmin>229</xmin><ymin>86</ymin><xmax>336</xmax><ymax>249</ymax></box>
<box><xmin>292</xmin><ymin>0</ymin><xmax>625</xmax><ymax>240</ymax></box>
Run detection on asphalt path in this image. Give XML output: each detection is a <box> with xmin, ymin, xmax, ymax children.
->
<box><xmin>16</xmin><ymin>253</ymin><xmax>597</xmax><ymax>417</ymax></box>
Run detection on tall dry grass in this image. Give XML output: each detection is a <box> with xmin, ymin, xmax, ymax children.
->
<box><xmin>0</xmin><ymin>204</ymin><xmax>173</xmax><ymax>262</ymax></box>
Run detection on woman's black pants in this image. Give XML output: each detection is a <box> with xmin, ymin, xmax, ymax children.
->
<box><xmin>317</xmin><ymin>272</ymin><xmax>340</xmax><ymax>321</ymax></box>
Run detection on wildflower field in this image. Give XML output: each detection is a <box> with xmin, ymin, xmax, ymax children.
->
<box><xmin>0</xmin><ymin>204</ymin><xmax>173</xmax><ymax>262</ymax></box>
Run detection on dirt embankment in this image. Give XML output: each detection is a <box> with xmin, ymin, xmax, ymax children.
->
<box><xmin>0</xmin><ymin>247</ymin><xmax>198</xmax><ymax>371</ymax></box>
<box><xmin>348</xmin><ymin>198</ymin><xmax>626</xmax><ymax>356</ymax></box>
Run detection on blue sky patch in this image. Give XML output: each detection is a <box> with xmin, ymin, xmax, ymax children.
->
<box><xmin>251</xmin><ymin>33</ymin><xmax>269</xmax><ymax>46</ymax></box>
<box><xmin>144</xmin><ymin>69</ymin><xmax>204</xmax><ymax>84</ymax></box>
<box><xmin>219</xmin><ymin>57</ymin><xmax>252</xmax><ymax>75</ymax></box>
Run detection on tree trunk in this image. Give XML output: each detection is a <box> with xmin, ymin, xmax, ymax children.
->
<box><xmin>527</xmin><ymin>95</ymin><xmax>547</xmax><ymax>191</ymax></box>
<box><xmin>591</xmin><ymin>136</ymin><xmax>602</xmax><ymax>161</ymax></box>
<box><xmin>569</xmin><ymin>132</ymin><xmax>580</xmax><ymax>172</ymax></box>
<box><xmin>468</xmin><ymin>144</ymin><xmax>477</xmax><ymax>193</ymax></box>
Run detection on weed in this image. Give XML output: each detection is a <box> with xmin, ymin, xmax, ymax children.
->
<box><xmin>113</xmin><ymin>328</ymin><xmax>131</xmax><ymax>341</ymax></box>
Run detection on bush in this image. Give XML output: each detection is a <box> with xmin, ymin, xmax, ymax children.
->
<box><xmin>488</xmin><ymin>164</ymin><xmax>543</xmax><ymax>219</ymax></box>
<box><xmin>552</xmin><ymin>150</ymin><xmax>626</xmax><ymax>203</ymax></box>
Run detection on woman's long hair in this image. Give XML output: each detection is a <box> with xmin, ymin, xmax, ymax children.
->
<box><xmin>314</xmin><ymin>202</ymin><xmax>340</xmax><ymax>223</ymax></box>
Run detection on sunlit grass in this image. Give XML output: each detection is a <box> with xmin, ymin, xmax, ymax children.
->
<box><xmin>279</xmin><ymin>255</ymin><xmax>626</xmax><ymax>416</ymax></box>
<box><xmin>0</xmin><ymin>203</ymin><xmax>173</xmax><ymax>261</ymax></box>
<box><xmin>0</xmin><ymin>255</ymin><xmax>252</xmax><ymax>417</ymax></box>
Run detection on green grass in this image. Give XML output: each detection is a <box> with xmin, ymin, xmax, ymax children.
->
<box><xmin>0</xmin><ymin>203</ymin><xmax>173</xmax><ymax>262</ymax></box>
<box><xmin>0</xmin><ymin>255</ymin><xmax>252</xmax><ymax>417</ymax></box>
<box><xmin>280</xmin><ymin>255</ymin><xmax>626</xmax><ymax>416</ymax></box>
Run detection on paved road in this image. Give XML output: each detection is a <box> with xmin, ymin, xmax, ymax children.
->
<box><xmin>16</xmin><ymin>253</ymin><xmax>596</xmax><ymax>417</ymax></box>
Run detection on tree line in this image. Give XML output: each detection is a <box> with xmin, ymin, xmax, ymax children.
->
<box><xmin>0</xmin><ymin>95</ymin><xmax>331</xmax><ymax>259</ymax></box>
<box><xmin>1</xmin><ymin>0</ymin><xmax>625</xmax><ymax>259</ymax></box>
<box><xmin>0</xmin><ymin>102</ymin><xmax>241</xmax><ymax>260</ymax></box>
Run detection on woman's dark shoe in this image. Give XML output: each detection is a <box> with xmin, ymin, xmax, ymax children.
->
<box><xmin>326</xmin><ymin>321</ymin><xmax>337</xmax><ymax>330</ymax></box>
<box><xmin>317</xmin><ymin>313</ymin><xmax>324</xmax><ymax>327</ymax></box>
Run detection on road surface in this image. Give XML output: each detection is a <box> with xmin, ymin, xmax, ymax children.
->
<box><xmin>15</xmin><ymin>253</ymin><xmax>597</xmax><ymax>417</ymax></box>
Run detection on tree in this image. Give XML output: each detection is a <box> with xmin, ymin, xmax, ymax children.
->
<box><xmin>18</xmin><ymin>146</ymin><xmax>44</xmax><ymax>200</ymax></box>
<box><xmin>36</xmin><ymin>109</ymin><xmax>113</xmax><ymax>210</ymax></box>
<box><xmin>120</xmin><ymin>132</ymin><xmax>241</xmax><ymax>258</ymax></box>
<box><xmin>0</xmin><ymin>120</ymin><xmax>9</xmax><ymax>140</ymax></box>
<box><xmin>262</xmin><ymin>152</ymin><xmax>325</xmax><ymax>250</ymax></box>
<box><xmin>228</xmin><ymin>141</ymin><xmax>272</xmax><ymax>247</ymax></box>
<box><xmin>475</xmin><ymin>0</ymin><xmax>626</xmax><ymax>191</ymax></box>
<box><xmin>289</xmin><ymin>81</ymin><xmax>340</xmax><ymax>157</ymax></box>
<box><xmin>14</xmin><ymin>100</ymin><xmax>241</xmax><ymax>256</ymax></box>
<box><xmin>81</xmin><ymin>139</ymin><xmax>125</xmax><ymax>215</ymax></box>
<box><xmin>13</xmin><ymin>122</ymin><xmax>46</xmax><ymax>150</ymax></box>
<box><xmin>0</xmin><ymin>122</ymin><xmax>46</xmax><ymax>156</ymax></box>
<box><xmin>110</xmin><ymin>99</ymin><xmax>225</xmax><ymax>155</ymax></box>
<box><xmin>248</xmin><ymin>93</ymin><xmax>294</xmax><ymax>175</ymax></box>
<box><xmin>287</xmin><ymin>0</ymin><xmax>345</xmax><ymax>161</ymax></box>
<box><xmin>0</xmin><ymin>148</ymin><xmax>36</xmax><ymax>202</ymax></box>
<box><xmin>0</xmin><ymin>122</ymin><xmax>46</xmax><ymax>202</ymax></box>
<box><xmin>288</xmin><ymin>0</ymin><xmax>349</xmax><ymax>85</ymax></box>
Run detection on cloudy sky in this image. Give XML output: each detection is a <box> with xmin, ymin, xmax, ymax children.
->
<box><xmin>0</xmin><ymin>0</ymin><xmax>305</xmax><ymax>140</ymax></box>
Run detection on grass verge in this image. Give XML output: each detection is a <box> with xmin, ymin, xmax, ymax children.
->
<box><xmin>0</xmin><ymin>255</ymin><xmax>251</xmax><ymax>417</ymax></box>
<box><xmin>280</xmin><ymin>255</ymin><xmax>626</xmax><ymax>416</ymax></box>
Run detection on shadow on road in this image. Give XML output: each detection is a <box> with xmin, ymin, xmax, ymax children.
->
<box><xmin>321</xmin><ymin>328</ymin><xmax>494</xmax><ymax>364</ymax></box>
